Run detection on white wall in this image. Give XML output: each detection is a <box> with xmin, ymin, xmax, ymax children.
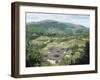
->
<box><xmin>0</xmin><ymin>0</ymin><xmax>100</xmax><ymax>80</ymax></box>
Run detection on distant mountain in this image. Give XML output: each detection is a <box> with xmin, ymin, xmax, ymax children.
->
<box><xmin>26</xmin><ymin>20</ymin><xmax>89</xmax><ymax>36</ymax></box>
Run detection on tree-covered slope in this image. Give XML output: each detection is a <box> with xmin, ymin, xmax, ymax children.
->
<box><xmin>26</xmin><ymin>20</ymin><xmax>89</xmax><ymax>37</ymax></box>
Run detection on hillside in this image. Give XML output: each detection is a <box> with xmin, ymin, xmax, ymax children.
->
<box><xmin>26</xmin><ymin>20</ymin><xmax>89</xmax><ymax>37</ymax></box>
<box><xmin>26</xmin><ymin>20</ymin><xmax>89</xmax><ymax>67</ymax></box>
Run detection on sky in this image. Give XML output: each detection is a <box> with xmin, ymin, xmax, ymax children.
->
<box><xmin>26</xmin><ymin>12</ymin><xmax>90</xmax><ymax>27</ymax></box>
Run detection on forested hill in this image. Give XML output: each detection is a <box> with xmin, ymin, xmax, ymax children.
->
<box><xmin>26</xmin><ymin>20</ymin><xmax>89</xmax><ymax>36</ymax></box>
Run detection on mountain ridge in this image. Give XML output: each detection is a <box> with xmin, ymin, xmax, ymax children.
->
<box><xmin>26</xmin><ymin>19</ymin><xmax>89</xmax><ymax>36</ymax></box>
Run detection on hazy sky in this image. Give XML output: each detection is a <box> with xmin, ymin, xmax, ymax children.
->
<box><xmin>26</xmin><ymin>12</ymin><xmax>90</xmax><ymax>27</ymax></box>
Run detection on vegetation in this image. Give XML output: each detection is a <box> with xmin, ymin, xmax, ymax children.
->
<box><xmin>26</xmin><ymin>20</ymin><xmax>89</xmax><ymax>67</ymax></box>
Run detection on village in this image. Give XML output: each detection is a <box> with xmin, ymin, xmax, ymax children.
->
<box><xmin>42</xmin><ymin>47</ymin><xmax>71</xmax><ymax>64</ymax></box>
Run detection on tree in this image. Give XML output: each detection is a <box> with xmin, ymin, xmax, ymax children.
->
<box><xmin>26</xmin><ymin>40</ymin><xmax>43</xmax><ymax>67</ymax></box>
<box><xmin>77</xmin><ymin>41</ymin><xmax>89</xmax><ymax>64</ymax></box>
